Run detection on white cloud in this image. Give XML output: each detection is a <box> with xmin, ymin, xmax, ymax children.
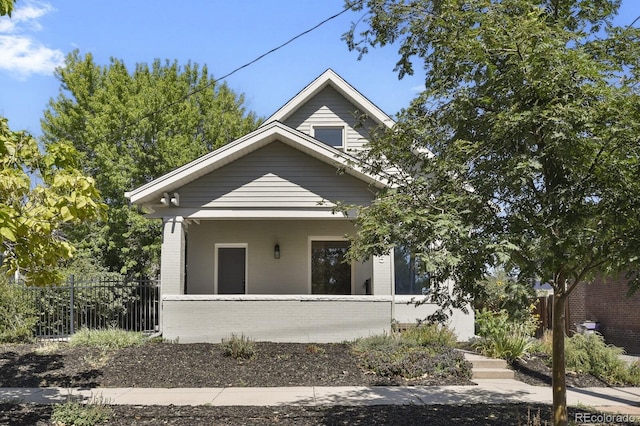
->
<box><xmin>0</xmin><ymin>1</ymin><xmax>63</xmax><ymax>77</ymax></box>
<box><xmin>0</xmin><ymin>35</ymin><xmax>63</xmax><ymax>75</ymax></box>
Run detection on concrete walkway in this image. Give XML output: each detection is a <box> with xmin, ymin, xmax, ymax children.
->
<box><xmin>1</xmin><ymin>381</ymin><xmax>639</xmax><ymax>416</ymax></box>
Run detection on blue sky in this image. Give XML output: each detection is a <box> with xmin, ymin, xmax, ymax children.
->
<box><xmin>1</xmin><ymin>1</ymin><xmax>639</xmax><ymax>137</ymax></box>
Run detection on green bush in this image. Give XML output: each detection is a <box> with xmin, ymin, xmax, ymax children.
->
<box><xmin>69</xmin><ymin>327</ymin><xmax>147</xmax><ymax>350</ymax></box>
<box><xmin>401</xmin><ymin>324</ymin><xmax>458</xmax><ymax>349</ymax></box>
<box><xmin>51</xmin><ymin>399</ymin><xmax>112</xmax><ymax>426</ymax></box>
<box><xmin>352</xmin><ymin>333</ymin><xmax>471</xmax><ymax>380</ymax></box>
<box><xmin>221</xmin><ymin>333</ymin><xmax>255</xmax><ymax>360</ymax></box>
<box><xmin>473</xmin><ymin>308</ymin><xmax>538</xmax><ymax>362</ymax></box>
<box><xmin>351</xmin><ymin>332</ymin><xmax>411</xmax><ymax>354</ymax></box>
<box><xmin>564</xmin><ymin>333</ymin><xmax>640</xmax><ymax>386</ymax></box>
<box><xmin>0</xmin><ymin>277</ymin><xmax>37</xmax><ymax>343</ymax></box>
<box><xmin>474</xmin><ymin>272</ymin><xmax>535</xmax><ymax>322</ymax></box>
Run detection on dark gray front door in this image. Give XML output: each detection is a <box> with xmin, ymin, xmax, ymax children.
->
<box><xmin>218</xmin><ymin>247</ymin><xmax>246</xmax><ymax>294</ymax></box>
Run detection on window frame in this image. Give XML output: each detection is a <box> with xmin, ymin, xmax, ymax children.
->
<box><xmin>392</xmin><ymin>246</ymin><xmax>432</xmax><ymax>296</ymax></box>
<box><xmin>308</xmin><ymin>236</ymin><xmax>354</xmax><ymax>295</ymax></box>
<box><xmin>311</xmin><ymin>126</ymin><xmax>346</xmax><ymax>150</ymax></box>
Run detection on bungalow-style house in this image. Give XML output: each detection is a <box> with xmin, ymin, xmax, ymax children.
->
<box><xmin>125</xmin><ymin>69</ymin><xmax>474</xmax><ymax>343</ymax></box>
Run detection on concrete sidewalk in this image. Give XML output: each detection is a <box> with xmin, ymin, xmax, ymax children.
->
<box><xmin>1</xmin><ymin>381</ymin><xmax>639</xmax><ymax>416</ymax></box>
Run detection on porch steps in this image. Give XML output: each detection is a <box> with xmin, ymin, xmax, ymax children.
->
<box><xmin>462</xmin><ymin>351</ymin><xmax>515</xmax><ymax>380</ymax></box>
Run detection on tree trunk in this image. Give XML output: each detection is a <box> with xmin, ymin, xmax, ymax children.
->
<box><xmin>552</xmin><ymin>292</ymin><xmax>568</xmax><ymax>426</ymax></box>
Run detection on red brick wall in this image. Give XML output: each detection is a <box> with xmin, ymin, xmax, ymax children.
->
<box><xmin>568</xmin><ymin>275</ymin><xmax>640</xmax><ymax>354</ymax></box>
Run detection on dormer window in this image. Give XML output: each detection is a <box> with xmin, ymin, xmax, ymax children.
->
<box><xmin>312</xmin><ymin>126</ymin><xmax>344</xmax><ymax>150</ymax></box>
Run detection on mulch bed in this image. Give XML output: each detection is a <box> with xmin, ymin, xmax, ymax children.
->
<box><xmin>0</xmin><ymin>403</ymin><xmax>624</xmax><ymax>426</ymax></box>
<box><xmin>1</xmin><ymin>343</ymin><xmax>632</xmax><ymax>425</ymax></box>
<box><xmin>0</xmin><ymin>342</ymin><xmax>473</xmax><ymax>388</ymax></box>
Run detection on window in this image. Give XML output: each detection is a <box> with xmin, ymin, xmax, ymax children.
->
<box><xmin>311</xmin><ymin>240</ymin><xmax>351</xmax><ymax>294</ymax></box>
<box><xmin>394</xmin><ymin>246</ymin><xmax>431</xmax><ymax>295</ymax></box>
<box><xmin>313</xmin><ymin>127</ymin><xmax>344</xmax><ymax>149</ymax></box>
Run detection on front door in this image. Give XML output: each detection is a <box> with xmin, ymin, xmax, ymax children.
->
<box><xmin>217</xmin><ymin>247</ymin><xmax>246</xmax><ymax>294</ymax></box>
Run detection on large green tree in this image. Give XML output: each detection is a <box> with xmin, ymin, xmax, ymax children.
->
<box><xmin>42</xmin><ymin>51</ymin><xmax>261</xmax><ymax>278</ymax></box>
<box><xmin>0</xmin><ymin>117</ymin><xmax>105</xmax><ymax>285</ymax></box>
<box><xmin>344</xmin><ymin>1</ymin><xmax>640</xmax><ymax>424</ymax></box>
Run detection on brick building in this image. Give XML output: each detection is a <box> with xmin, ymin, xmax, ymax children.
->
<box><xmin>568</xmin><ymin>274</ymin><xmax>640</xmax><ymax>354</ymax></box>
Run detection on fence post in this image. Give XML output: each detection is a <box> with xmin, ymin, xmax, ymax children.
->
<box><xmin>69</xmin><ymin>275</ymin><xmax>75</xmax><ymax>335</ymax></box>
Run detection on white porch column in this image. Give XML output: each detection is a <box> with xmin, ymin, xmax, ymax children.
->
<box><xmin>372</xmin><ymin>252</ymin><xmax>393</xmax><ymax>295</ymax></box>
<box><xmin>161</xmin><ymin>216</ymin><xmax>186</xmax><ymax>296</ymax></box>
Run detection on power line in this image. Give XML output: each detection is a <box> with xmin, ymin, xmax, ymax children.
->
<box><xmin>110</xmin><ymin>6</ymin><xmax>353</xmax><ymax>138</ymax></box>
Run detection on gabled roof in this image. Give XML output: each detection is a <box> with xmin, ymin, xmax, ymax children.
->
<box><xmin>125</xmin><ymin>121</ymin><xmax>388</xmax><ymax>207</ymax></box>
<box><xmin>264</xmin><ymin>69</ymin><xmax>394</xmax><ymax>129</ymax></box>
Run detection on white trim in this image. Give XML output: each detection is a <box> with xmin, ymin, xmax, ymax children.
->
<box><xmin>146</xmin><ymin>209</ymin><xmax>357</xmax><ymax>220</ymax></box>
<box><xmin>264</xmin><ymin>69</ymin><xmax>394</xmax><ymax>129</ymax></box>
<box><xmin>311</xmin><ymin>125</ymin><xmax>346</xmax><ymax>150</ymax></box>
<box><xmin>214</xmin><ymin>243</ymin><xmax>248</xmax><ymax>294</ymax></box>
<box><xmin>308</xmin><ymin>236</ymin><xmax>354</xmax><ymax>295</ymax></box>
<box><xmin>163</xmin><ymin>294</ymin><xmax>393</xmax><ymax>302</ymax></box>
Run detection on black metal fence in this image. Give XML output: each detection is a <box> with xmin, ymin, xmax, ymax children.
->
<box><xmin>23</xmin><ymin>277</ymin><xmax>160</xmax><ymax>339</ymax></box>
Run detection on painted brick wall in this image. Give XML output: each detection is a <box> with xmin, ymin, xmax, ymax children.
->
<box><xmin>568</xmin><ymin>275</ymin><xmax>640</xmax><ymax>354</ymax></box>
<box><xmin>162</xmin><ymin>295</ymin><xmax>393</xmax><ymax>343</ymax></box>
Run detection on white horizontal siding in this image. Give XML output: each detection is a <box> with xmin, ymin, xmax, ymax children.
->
<box><xmin>178</xmin><ymin>141</ymin><xmax>376</xmax><ymax>208</ymax></box>
<box><xmin>283</xmin><ymin>86</ymin><xmax>381</xmax><ymax>152</ymax></box>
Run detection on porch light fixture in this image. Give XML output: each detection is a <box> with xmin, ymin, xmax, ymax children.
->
<box><xmin>160</xmin><ymin>192</ymin><xmax>180</xmax><ymax>206</ymax></box>
<box><xmin>274</xmin><ymin>244</ymin><xmax>280</xmax><ymax>259</ymax></box>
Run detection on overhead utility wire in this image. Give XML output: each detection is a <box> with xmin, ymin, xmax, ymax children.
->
<box><xmin>110</xmin><ymin>6</ymin><xmax>353</xmax><ymax>138</ymax></box>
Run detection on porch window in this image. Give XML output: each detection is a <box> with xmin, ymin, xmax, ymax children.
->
<box><xmin>394</xmin><ymin>246</ymin><xmax>431</xmax><ymax>295</ymax></box>
<box><xmin>311</xmin><ymin>240</ymin><xmax>351</xmax><ymax>294</ymax></box>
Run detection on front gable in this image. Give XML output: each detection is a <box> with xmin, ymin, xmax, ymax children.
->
<box><xmin>265</xmin><ymin>69</ymin><xmax>394</xmax><ymax>153</ymax></box>
<box><xmin>125</xmin><ymin>70</ymin><xmax>394</xmax><ymax>217</ymax></box>
<box><xmin>178</xmin><ymin>141</ymin><xmax>376</xmax><ymax>209</ymax></box>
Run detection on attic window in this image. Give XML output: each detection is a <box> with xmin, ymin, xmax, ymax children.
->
<box><xmin>313</xmin><ymin>126</ymin><xmax>344</xmax><ymax>149</ymax></box>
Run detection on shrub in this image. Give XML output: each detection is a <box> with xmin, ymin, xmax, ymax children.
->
<box><xmin>69</xmin><ymin>327</ymin><xmax>147</xmax><ymax>350</ymax></box>
<box><xmin>474</xmin><ymin>272</ymin><xmax>535</xmax><ymax>322</ymax></box>
<box><xmin>51</xmin><ymin>399</ymin><xmax>112</xmax><ymax>426</ymax></box>
<box><xmin>351</xmin><ymin>332</ymin><xmax>411</xmax><ymax>354</ymax></box>
<box><xmin>401</xmin><ymin>324</ymin><xmax>457</xmax><ymax>349</ymax></box>
<box><xmin>473</xmin><ymin>308</ymin><xmax>538</xmax><ymax>362</ymax></box>
<box><xmin>221</xmin><ymin>333</ymin><xmax>255</xmax><ymax>360</ymax></box>
<box><xmin>0</xmin><ymin>277</ymin><xmax>37</xmax><ymax>343</ymax></box>
<box><xmin>564</xmin><ymin>333</ymin><xmax>640</xmax><ymax>386</ymax></box>
<box><xmin>352</xmin><ymin>333</ymin><xmax>472</xmax><ymax>380</ymax></box>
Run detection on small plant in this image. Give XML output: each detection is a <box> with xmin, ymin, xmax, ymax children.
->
<box><xmin>306</xmin><ymin>344</ymin><xmax>325</xmax><ymax>354</ymax></box>
<box><xmin>69</xmin><ymin>327</ymin><xmax>147</xmax><ymax>350</ymax></box>
<box><xmin>34</xmin><ymin>341</ymin><xmax>62</xmax><ymax>355</ymax></box>
<box><xmin>80</xmin><ymin>352</ymin><xmax>112</xmax><ymax>369</ymax></box>
<box><xmin>221</xmin><ymin>333</ymin><xmax>255</xmax><ymax>360</ymax></box>
<box><xmin>51</xmin><ymin>398</ymin><xmax>112</xmax><ymax>426</ymax></box>
<box><xmin>351</xmin><ymin>332</ymin><xmax>411</xmax><ymax>354</ymax></box>
<box><xmin>473</xmin><ymin>308</ymin><xmax>538</xmax><ymax>363</ymax></box>
<box><xmin>401</xmin><ymin>323</ymin><xmax>457</xmax><ymax>348</ymax></box>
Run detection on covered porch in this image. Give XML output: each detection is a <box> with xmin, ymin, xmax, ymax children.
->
<box><xmin>159</xmin><ymin>216</ymin><xmax>397</xmax><ymax>342</ymax></box>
